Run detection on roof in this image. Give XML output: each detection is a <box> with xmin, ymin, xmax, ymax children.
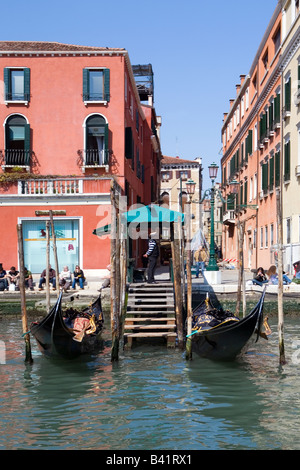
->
<box><xmin>0</xmin><ymin>41</ymin><xmax>125</xmax><ymax>53</ymax></box>
<box><xmin>161</xmin><ymin>155</ymin><xmax>199</xmax><ymax>166</ymax></box>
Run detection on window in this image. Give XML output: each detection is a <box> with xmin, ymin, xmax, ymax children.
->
<box><xmin>4</xmin><ymin>67</ymin><xmax>30</xmax><ymax>103</ymax></box>
<box><xmin>270</xmin><ymin>224</ymin><xmax>274</xmax><ymax>246</ymax></box>
<box><xmin>4</xmin><ymin>115</ymin><xmax>30</xmax><ymax>166</ymax></box>
<box><xmin>260</xmin><ymin>227</ymin><xmax>263</xmax><ymax>249</ymax></box>
<box><xmin>284</xmin><ymin>75</ymin><xmax>291</xmax><ymax>113</ymax></box>
<box><xmin>287</xmin><ymin>218</ymin><xmax>291</xmax><ymax>244</ymax></box>
<box><xmin>83</xmin><ymin>68</ymin><xmax>110</xmax><ymax>103</ymax></box>
<box><xmin>85</xmin><ymin>115</ymin><xmax>109</xmax><ymax>166</ymax></box>
<box><xmin>265</xmin><ymin>226</ymin><xmax>268</xmax><ymax>248</ymax></box>
<box><xmin>262</xmin><ymin>50</ymin><xmax>268</xmax><ymax>71</ymax></box>
<box><xmin>273</xmin><ymin>26</ymin><xmax>281</xmax><ymax>55</ymax></box>
<box><xmin>284</xmin><ymin>138</ymin><xmax>291</xmax><ymax>182</ymax></box>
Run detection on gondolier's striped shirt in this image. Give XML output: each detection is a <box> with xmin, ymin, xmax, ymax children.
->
<box><xmin>146</xmin><ymin>239</ymin><xmax>158</xmax><ymax>256</ymax></box>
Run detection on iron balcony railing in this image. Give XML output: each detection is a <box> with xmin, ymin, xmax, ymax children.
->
<box><xmin>77</xmin><ymin>149</ymin><xmax>110</xmax><ymax>167</ymax></box>
<box><xmin>4</xmin><ymin>92</ymin><xmax>30</xmax><ymax>102</ymax></box>
<box><xmin>0</xmin><ymin>149</ymin><xmax>32</xmax><ymax>167</ymax></box>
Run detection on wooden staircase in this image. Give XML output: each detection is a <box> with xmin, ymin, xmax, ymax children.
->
<box><xmin>123</xmin><ymin>282</ymin><xmax>177</xmax><ymax>349</ymax></box>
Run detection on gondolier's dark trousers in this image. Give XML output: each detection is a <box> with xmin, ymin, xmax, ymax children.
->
<box><xmin>147</xmin><ymin>255</ymin><xmax>158</xmax><ymax>283</ymax></box>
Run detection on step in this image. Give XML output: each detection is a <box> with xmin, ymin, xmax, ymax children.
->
<box><xmin>124</xmin><ymin>324</ymin><xmax>176</xmax><ymax>330</ymax></box>
<box><xmin>125</xmin><ymin>317</ymin><xmax>176</xmax><ymax>322</ymax></box>
<box><xmin>123</xmin><ymin>332</ymin><xmax>177</xmax><ymax>338</ymax></box>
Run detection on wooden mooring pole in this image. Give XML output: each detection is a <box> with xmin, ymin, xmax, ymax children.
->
<box><xmin>46</xmin><ymin>221</ymin><xmax>50</xmax><ymax>312</ymax></box>
<box><xmin>276</xmin><ymin>189</ymin><xmax>286</xmax><ymax>365</ymax></box>
<box><xmin>185</xmin><ymin>206</ymin><xmax>193</xmax><ymax>360</ymax></box>
<box><xmin>171</xmin><ymin>220</ymin><xmax>184</xmax><ymax>349</ymax></box>
<box><xmin>110</xmin><ymin>180</ymin><xmax>120</xmax><ymax>361</ymax></box>
<box><xmin>49</xmin><ymin>210</ymin><xmax>59</xmax><ymax>298</ymax></box>
<box><xmin>17</xmin><ymin>224</ymin><xmax>33</xmax><ymax>364</ymax></box>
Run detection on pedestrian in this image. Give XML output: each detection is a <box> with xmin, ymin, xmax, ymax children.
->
<box><xmin>252</xmin><ymin>267</ymin><xmax>268</xmax><ymax>286</ymax></box>
<box><xmin>59</xmin><ymin>266</ymin><xmax>72</xmax><ymax>292</ymax></box>
<box><xmin>72</xmin><ymin>265</ymin><xmax>85</xmax><ymax>290</ymax></box>
<box><xmin>143</xmin><ymin>231</ymin><xmax>159</xmax><ymax>284</ymax></box>
<box><xmin>6</xmin><ymin>266</ymin><xmax>20</xmax><ymax>290</ymax></box>
<box><xmin>38</xmin><ymin>265</ymin><xmax>56</xmax><ymax>290</ymax></box>
<box><xmin>0</xmin><ymin>264</ymin><xmax>8</xmax><ymax>291</ymax></box>
<box><xmin>267</xmin><ymin>265</ymin><xmax>291</xmax><ymax>285</ymax></box>
<box><xmin>24</xmin><ymin>267</ymin><xmax>34</xmax><ymax>291</ymax></box>
<box><xmin>194</xmin><ymin>246</ymin><xmax>207</xmax><ymax>277</ymax></box>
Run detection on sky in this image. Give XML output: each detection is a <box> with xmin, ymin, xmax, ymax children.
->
<box><xmin>1</xmin><ymin>0</ymin><xmax>278</xmax><ymax>189</ymax></box>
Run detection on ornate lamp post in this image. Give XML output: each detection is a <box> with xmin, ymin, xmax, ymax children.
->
<box><xmin>205</xmin><ymin>163</ymin><xmax>219</xmax><ymax>272</ymax></box>
<box><xmin>185</xmin><ymin>179</ymin><xmax>195</xmax><ymax>360</ymax></box>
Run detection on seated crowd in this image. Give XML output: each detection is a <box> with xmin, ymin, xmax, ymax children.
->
<box><xmin>0</xmin><ymin>263</ymin><xmax>86</xmax><ymax>292</ymax></box>
<box><xmin>252</xmin><ymin>261</ymin><xmax>300</xmax><ymax>286</ymax></box>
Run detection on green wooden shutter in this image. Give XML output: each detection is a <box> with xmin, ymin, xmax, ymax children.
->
<box><xmin>248</xmin><ymin>130</ymin><xmax>253</xmax><ymax>155</ymax></box>
<box><xmin>227</xmin><ymin>194</ymin><xmax>234</xmax><ymax>210</ymax></box>
<box><xmin>269</xmin><ymin>155</ymin><xmax>274</xmax><ymax>190</ymax></box>
<box><xmin>244</xmin><ymin>180</ymin><xmax>248</xmax><ymax>205</ymax></box>
<box><xmin>285</xmin><ymin>78</ymin><xmax>291</xmax><ymax>112</ymax></box>
<box><xmin>24</xmin><ymin>68</ymin><xmax>30</xmax><ymax>102</ymax></box>
<box><xmin>4</xmin><ymin>68</ymin><xmax>10</xmax><ymax>100</ymax></box>
<box><xmin>83</xmin><ymin>69</ymin><xmax>89</xmax><ymax>101</ymax></box>
<box><xmin>24</xmin><ymin>124</ymin><xmax>31</xmax><ymax>166</ymax></box>
<box><xmin>104</xmin><ymin>68</ymin><xmax>110</xmax><ymax>102</ymax></box>
<box><xmin>104</xmin><ymin>123</ymin><xmax>109</xmax><ymax>164</ymax></box>
<box><xmin>284</xmin><ymin>141</ymin><xmax>290</xmax><ymax>181</ymax></box>
<box><xmin>274</xmin><ymin>94</ymin><xmax>280</xmax><ymax>123</ymax></box>
<box><xmin>275</xmin><ymin>151</ymin><xmax>280</xmax><ymax>187</ymax></box>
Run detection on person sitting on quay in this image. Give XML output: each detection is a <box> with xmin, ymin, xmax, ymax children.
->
<box><xmin>252</xmin><ymin>267</ymin><xmax>269</xmax><ymax>287</ymax></box>
<box><xmin>6</xmin><ymin>266</ymin><xmax>20</xmax><ymax>290</ymax></box>
<box><xmin>98</xmin><ymin>264</ymin><xmax>111</xmax><ymax>292</ymax></box>
<box><xmin>24</xmin><ymin>267</ymin><xmax>34</xmax><ymax>291</ymax></box>
<box><xmin>0</xmin><ymin>264</ymin><xmax>8</xmax><ymax>291</ymax></box>
<box><xmin>72</xmin><ymin>265</ymin><xmax>85</xmax><ymax>290</ymax></box>
<box><xmin>59</xmin><ymin>266</ymin><xmax>72</xmax><ymax>292</ymax></box>
<box><xmin>267</xmin><ymin>265</ymin><xmax>292</xmax><ymax>285</ymax></box>
<box><xmin>38</xmin><ymin>265</ymin><xmax>56</xmax><ymax>290</ymax></box>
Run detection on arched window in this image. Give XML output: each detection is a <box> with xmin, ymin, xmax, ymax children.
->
<box><xmin>4</xmin><ymin>115</ymin><xmax>30</xmax><ymax>166</ymax></box>
<box><xmin>85</xmin><ymin>115</ymin><xmax>108</xmax><ymax>166</ymax></box>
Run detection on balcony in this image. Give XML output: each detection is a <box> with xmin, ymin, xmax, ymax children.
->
<box><xmin>0</xmin><ymin>149</ymin><xmax>32</xmax><ymax>169</ymax></box>
<box><xmin>223</xmin><ymin>210</ymin><xmax>235</xmax><ymax>225</ymax></box>
<box><xmin>77</xmin><ymin>149</ymin><xmax>110</xmax><ymax>172</ymax></box>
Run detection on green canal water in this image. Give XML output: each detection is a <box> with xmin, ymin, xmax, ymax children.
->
<box><xmin>1</xmin><ymin>315</ymin><xmax>300</xmax><ymax>451</ymax></box>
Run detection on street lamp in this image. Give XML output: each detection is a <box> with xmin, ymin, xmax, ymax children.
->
<box><xmin>186</xmin><ymin>178</ymin><xmax>196</xmax><ymax>197</ymax></box>
<box><xmin>206</xmin><ymin>163</ymin><xmax>219</xmax><ymax>272</ymax></box>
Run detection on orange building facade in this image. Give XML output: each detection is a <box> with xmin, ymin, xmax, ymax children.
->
<box><xmin>221</xmin><ymin>4</ymin><xmax>284</xmax><ymax>270</ymax></box>
<box><xmin>0</xmin><ymin>42</ymin><xmax>161</xmax><ymax>275</ymax></box>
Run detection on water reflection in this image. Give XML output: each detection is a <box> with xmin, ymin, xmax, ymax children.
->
<box><xmin>1</xmin><ymin>318</ymin><xmax>300</xmax><ymax>449</ymax></box>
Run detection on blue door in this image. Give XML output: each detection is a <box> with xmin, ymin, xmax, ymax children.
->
<box><xmin>22</xmin><ymin>219</ymin><xmax>79</xmax><ymax>274</ymax></box>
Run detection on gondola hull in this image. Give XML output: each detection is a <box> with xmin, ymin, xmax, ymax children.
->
<box><xmin>190</xmin><ymin>290</ymin><xmax>266</xmax><ymax>361</ymax></box>
<box><xmin>30</xmin><ymin>293</ymin><xmax>104</xmax><ymax>359</ymax></box>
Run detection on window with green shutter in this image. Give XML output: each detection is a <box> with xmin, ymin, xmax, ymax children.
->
<box><xmin>275</xmin><ymin>150</ymin><xmax>280</xmax><ymax>187</ymax></box>
<box><xmin>83</xmin><ymin>68</ymin><xmax>110</xmax><ymax>102</ymax></box>
<box><xmin>4</xmin><ymin>67</ymin><xmax>30</xmax><ymax>102</ymax></box>
<box><xmin>274</xmin><ymin>94</ymin><xmax>280</xmax><ymax>124</ymax></box>
<box><xmin>269</xmin><ymin>155</ymin><xmax>274</xmax><ymax>190</ymax></box>
<box><xmin>285</xmin><ymin>77</ymin><xmax>291</xmax><ymax>112</ymax></box>
<box><xmin>284</xmin><ymin>140</ymin><xmax>290</xmax><ymax>181</ymax></box>
<box><xmin>262</xmin><ymin>162</ymin><xmax>268</xmax><ymax>194</ymax></box>
<box><xmin>4</xmin><ymin>115</ymin><xmax>31</xmax><ymax>166</ymax></box>
<box><xmin>85</xmin><ymin>115</ymin><xmax>109</xmax><ymax>165</ymax></box>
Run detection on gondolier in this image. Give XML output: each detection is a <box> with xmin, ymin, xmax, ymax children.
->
<box><xmin>143</xmin><ymin>231</ymin><xmax>159</xmax><ymax>284</ymax></box>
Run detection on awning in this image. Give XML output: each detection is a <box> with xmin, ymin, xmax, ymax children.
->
<box><xmin>93</xmin><ymin>204</ymin><xmax>184</xmax><ymax>237</ymax></box>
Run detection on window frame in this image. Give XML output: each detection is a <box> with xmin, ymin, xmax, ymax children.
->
<box><xmin>83</xmin><ymin>67</ymin><xmax>110</xmax><ymax>105</ymax></box>
<box><xmin>4</xmin><ymin>67</ymin><xmax>30</xmax><ymax>105</ymax></box>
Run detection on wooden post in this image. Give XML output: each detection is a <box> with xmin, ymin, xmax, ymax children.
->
<box><xmin>17</xmin><ymin>224</ymin><xmax>33</xmax><ymax>364</ymax></box>
<box><xmin>46</xmin><ymin>221</ymin><xmax>50</xmax><ymax>312</ymax></box>
<box><xmin>171</xmin><ymin>220</ymin><xmax>184</xmax><ymax>348</ymax></box>
<box><xmin>49</xmin><ymin>210</ymin><xmax>59</xmax><ymax>297</ymax></box>
<box><xmin>186</xmin><ymin>203</ymin><xmax>193</xmax><ymax>360</ymax></box>
<box><xmin>276</xmin><ymin>190</ymin><xmax>286</xmax><ymax>365</ymax></box>
<box><xmin>235</xmin><ymin>219</ymin><xmax>245</xmax><ymax>317</ymax></box>
<box><xmin>110</xmin><ymin>180</ymin><xmax>120</xmax><ymax>361</ymax></box>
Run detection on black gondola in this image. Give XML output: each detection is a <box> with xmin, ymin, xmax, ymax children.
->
<box><xmin>188</xmin><ymin>289</ymin><xmax>266</xmax><ymax>361</ymax></box>
<box><xmin>30</xmin><ymin>291</ymin><xmax>104</xmax><ymax>359</ymax></box>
